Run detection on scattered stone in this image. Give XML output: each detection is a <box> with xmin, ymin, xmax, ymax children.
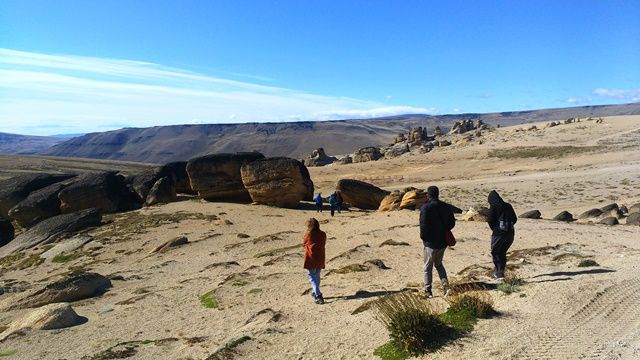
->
<box><xmin>0</xmin><ymin>218</ymin><xmax>15</xmax><ymax>247</ymax></box>
<box><xmin>378</xmin><ymin>192</ymin><xmax>403</xmax><ymax>211</ymax></box>
<box><xmin>553</xmin><ymin>211</ymin><xmax>575</xmax><ymax>222</ymax></box>
<box><xmin>186</xmin><ymin>152</ymin><xmax>265</xmax><ymax>202</ymax></box>
<box><xmin>599</xmin><ymin>217</ymin><xmax>619</xmax><ymax>226</ymax></box>
<box><xmin>352</xmin><ymin>147</ymin><xmax>383</xmax><ymax>163</ymax></box>
<box><xmin>58</xmin><ymin>172</ymin><xmax>139</xmax><ymax>214</ymax></box>
<box><xmin>237</xmin><ymin>233</ymin><xmax>250</xmax><ymax>239</ymax></box>
<box><xmin>336</xmin><ymin>179</ymin><xmax>389</xmax><ymax>210</ymax></box>
<box><xmin>8</xmin><ymin>182</ymin><xmax>68</xmax><ymax>228</ymax></box>
<box><xmin>303</xmin><ymin>148</ymin><xmax>337</xmax><ymax>167</ymax></box>
<box><xmin>0</xmin><ymin>173</ymin><xmax>75</xmax><ymax>217</ymax></box>
<box><xmin>241</xmin><ymin>157</ymin><xmax>314</xmax><ymax>208</ymax></box>
<box><xmin>439</xmin><ymin>139</ymin><xmax>451</xmax><ymax>147</ymax></box>
<box><xmin>578</xmin><ymin>208</ymin><xmax>603</xmax><ymax>219</ymax></box>
<box><xmin>399</xmin><ymin>190</ymin><xmax>428</xmax><ymax>210</ymax></box>
<box><xmin>462</xmin><ymin>206</ymin><xmax>490</xmax><ymax>222</ymax></box>
<box><xmin>0</xmin><ymin>303</ymin><xmax>83</xmax><ymax>341</ymax></box>
<box><xmin>0</xmin><ymin>208</ymin><xmax>102</xmax><ymax>256</ymax></box>
<box><xmin>338</xmin><ymin>155</ymin><xmax>353</xmax><ymax>165</ymax></box>
<box><xmin>379</xmin><ymin>239</ymin><xmax>410</xmax><ymax>247</ymax></box>
<box><xmin>40</xmin><ymin>235</ymin><xmax>93</xmax><ymax>261</ymax></box>
<box><xmin>519</xmin><ymin>210</ymin><xmax>542</xmax><ymax>219</ymax></box>
<box><xmin>626</xmin><ymin>212</ymin><xmax>640</xmax><ymax>226</ymax></box>
<box><xmin>144</xmin><ymin>177</ymin><xmax>177</xmax><ymax>206</ymax></box>
<box><xmin>150</xmin><ymin>236</ymin><xmax>189</xmax><ymax>254</ymax></box>
<box><xmin>97</xmin><ymin>307</ymin><xmax>114</xmax><ymax>314</ymax></box>
<box><xmin>1</xmin><ymin>272</ymin><xmax>111</xmax><ymax>311</ymax></box>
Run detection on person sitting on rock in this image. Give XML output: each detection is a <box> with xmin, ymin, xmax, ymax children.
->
<box><xmin>314</xmin><ymin>192</ymin><xmax>323</xmax><ymax>213</ymax></box>
<box><xmin>487</xmin><ymin>190</ymin><xmax>517</xmax><ymax>281</ymax></box>
<box><xmin>303</xmin><ymin>218</ymin><xmax>326</xmax><ymax>304</ymax></box>
<box><xmin>419</xmin><ymin>186</ymin><xmax>455</xmax><ymax>298</ymax></box>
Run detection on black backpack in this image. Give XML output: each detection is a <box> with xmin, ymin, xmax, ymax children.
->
<box><xmin>498</xmin><ymin>209</ymin><xmax>515</xmax><ymax>232</ymax></box>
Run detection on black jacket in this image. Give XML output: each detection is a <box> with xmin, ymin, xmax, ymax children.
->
<box><xmin>487</xmin><ymin>190</ymin><xmax>517</xmax><ymax>235</ymax></box>
<box><xmin>420</xmin><ymin>199</ymin><xmax>456</xmax><ymax>249</ymax></box>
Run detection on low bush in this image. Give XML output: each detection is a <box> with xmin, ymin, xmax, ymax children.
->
<box><xmin>446</xmin><ymin>291</ymin><xmax>495</xmax><ymax>319</ymax></box>
<box><xmin>497</xmin><ymin>274</ymin><xmax>526</xmax><ymax>294</ymax></box>
<box><xmin>577</xmin><ymin>259</ymin><xmax>599</xmax><ymax>267</ymax></box>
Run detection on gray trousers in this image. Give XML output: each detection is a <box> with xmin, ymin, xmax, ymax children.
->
<box><xmin>424</xmin><ymin>246</ymin><xmax>448</xmax><ymax>291</ymax></box>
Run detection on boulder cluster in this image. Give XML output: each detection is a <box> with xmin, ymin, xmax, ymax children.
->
<box><xmin>377</xmin><ymin>187</ymin><xmax>463</xmax><ymax>213</ymax></box>
<box><xmin>449</xmin><ymin>119</ymin><xmax>487</xmax><ymax>134</ymax></box>
<box><xmin>545</xmin><ymin>117</ymin><xmax>604</xmax><ymax>129</ymax></box>
<box><xmin>0</xmin><ymin>152</ymin><xmax>314</xmax><ymax>254</ymax></box>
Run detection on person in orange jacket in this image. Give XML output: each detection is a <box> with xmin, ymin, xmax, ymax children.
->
<box><xmin>303</xmin><ymin>218</ymin><xmax>327</xmax><ymax>304</ymax></box>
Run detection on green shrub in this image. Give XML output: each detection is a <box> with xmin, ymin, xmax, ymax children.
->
<box><xmin>199</xmin><ymin>290</ymin><xmax>219</xmax><ymax>309</ymax></box>
<box><xmin>373</xmin><ymin>342</ymin><xmax>409</xmax><ymax>360</ymax></box>
<box><xmin>439</xmin><ymin>308</ymin><xmax>477</xmax><ymax>333</ymax></box>
<box><xmin>577</xmin><ymin>259</ymin><xmax>599</xmax><ymax>267</ymax></box>
<box><xmin>497</xmin><ymin>275</ymin><xmax>525</xmax><ymax>294</ymax></box>
<box><xmin>374</xmin><ymin>292</ymin><xmax>454</xmax><ymax>354</ymax></box>
<box><xmin>446</xmin><ymin>291</ymin><xmax>495</xmax><ymax>319</ymax></box>
<box><xmin>0</xmin><ymin>349</ymin><xmax>17</xmax><ymax>357</ymax></box>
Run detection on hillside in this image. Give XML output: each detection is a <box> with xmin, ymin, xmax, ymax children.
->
<box><xmin>42</xmin><ymin>102</ymin><xmax>640</xmax><ymax>163</ymax></box>
<box><xmin>0</xmin><ymin>133</ymin><xmax>65</xmax><ymax>155</ymax></box>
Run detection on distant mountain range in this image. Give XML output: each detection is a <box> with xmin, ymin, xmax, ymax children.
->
<box><xmin>2</xmin><ymin>103</ymin><xmax>639</xmax><ymax>164</ymax></box>
<box><xmin>0</xmin><ymin>132</ymin><xmax>66</xmax><ymax>155</ymax></box>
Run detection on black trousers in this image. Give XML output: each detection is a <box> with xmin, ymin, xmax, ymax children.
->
<box><xmin>491</xmin><ymin>231</ymin><xmax>514</xmax><ymax>278</ymax></box>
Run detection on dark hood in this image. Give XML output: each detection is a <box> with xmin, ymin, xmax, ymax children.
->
<box><xmin>488</xmin><ymin>190</ymin><xmax>503</xmax><ymax>206</ymax></box>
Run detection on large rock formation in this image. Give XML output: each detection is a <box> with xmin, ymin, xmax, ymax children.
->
<box><xmin>160</xmin><ymin>161</ymin><xmax>194</xmax><ymax>194</ymax></box>
<box><xmin>0</xmin><ymin>208</ymin><xmax>102</xmax><ymax>256</ymax></box>
<box><xmin>240</xmin><ymin>157</ymin><xmax>314</xmax><ymax>208</ymax></box>
<box><xmin>449</xmin><ymin>119</ymin><xmax>476</xmax><ymax>134</ymax></box>
<box><xmin>352</xmin><ymin>147</ymin><xmax>383</xmax><ymax>163</ymax></box>
<box><xmin>378</xmin><ymin>192</ymin><xmax>404</xmax><ymax>211</ymax></box>
<box><xmin>0</xmin><ymin>303</ymin><xmax>84</xmax><ymax>341</ymax></box>
<box><xmin>144</xmin><ymin>177</ymin><xmax>177</xmax><ymax>206</ymax></box>
<box><xmin>0</xmin><ymin>173</ymin><xmax>75</xmax><ymax>217</ymax></box>
<box><xmin>303</xmin><ymin>148</ymin><xmax>337</xmax><ymax>167</ymax></box>
<box><xmin>8</xmin><ymin>182</ymin><xmax>68</xmax><ymax>228</ymax></box>
<box><xmin>58</xmin><ymin>172</ymin><xmax>138</xmax><ymax>214</ymax></box>
<box><xmin>399</xmin><ymin>190</ymin><xmax>428</xmax><ymax>210</ymax></box>
<box><xmin>186</xmin><ymin>152</ymin><xmax>265</xmax><ymax>202</ymax></box>
<box><xmin>0</xmin><ymin>218</ymin><xmax>14</xmax><ymax>247</ymax></box>
<box><xmin>336</xmin><ymin>179</ymin><xmax>389</xmax><ymax>210</ymax></box>
<box><xmin>1</xmin><ymin>272</ymin><xmax>111</xmax><ymax>311</ymax></box>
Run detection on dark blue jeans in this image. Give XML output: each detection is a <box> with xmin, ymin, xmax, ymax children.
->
<box><xmin>491</xmin><ymin>231</ymin><xmax>514</xmax><ymax>278</ymax></box>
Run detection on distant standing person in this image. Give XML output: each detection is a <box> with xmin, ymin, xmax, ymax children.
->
<box><xmin>303</xmin><ymin>218</ymin><xmax>327</xmax><ymax>304</ymax></box>
<box><xmin>335</xmin><ymin>191</ymin><xmax>343</xmax><ymax>214</ymax></box>
<box><xmin>419</xmin><ymin>186</ymin><xmax>455</xmax><ymax>298</ymax></box>
<box><xmin>487</xmin><ymin>190</ymin><xmax>517</xmax><ymax>280</ymax></box>
<box><xmin>314</xmin><ymin>192</ymin><xmax>323</xmax><ymax>213</ymax></box>
<box><xmin>328</xmin><ymin>192</ymin><xmax>338</xmax><ymax>217</ymax></box>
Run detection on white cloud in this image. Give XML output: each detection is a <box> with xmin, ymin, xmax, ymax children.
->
<box><xmin>564</xmin><ymin>97</ymin><xmax>593</xmax><ymax>104</ymax></box>
<box><xmin>0</xmin><ymin>48</ymin><xmax>432</xmax><ymax>135</ymax></box>
<box><xmin>592</xmin><ymin>88</ymin><xmax>640</xmax><ymax>102</ymax></box>
<box><xmin>452</xmin><ymin>108</ymin><xmax>462</xmax><ymax>113</ymax></box>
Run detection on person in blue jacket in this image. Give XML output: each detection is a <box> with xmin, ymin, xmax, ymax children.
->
<box><xmin>314</xmin><ymin>192</ymin><xmax>323</xmax><ymax>213</ymax></box>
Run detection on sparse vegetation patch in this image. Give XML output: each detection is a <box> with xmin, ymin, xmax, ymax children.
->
<box><xmin>200</xmin><ymin>290</ymin><xmax>219</xmax><ymax>309</ymax></box>
<box><xmin>577</xmin><ymin>259</ymin><xmax>599</xmax><ymax>267</ymax></box>
<box><xmin>489</xmin><ymin>146</ymin><xmax>600</xmax><ymax>159</ymax></box>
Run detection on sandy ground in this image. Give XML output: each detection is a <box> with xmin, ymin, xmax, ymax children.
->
<box><xmin>1</xmin><ymin>116</ymin><xmax>640</xmax><ymax>359</ymax></box>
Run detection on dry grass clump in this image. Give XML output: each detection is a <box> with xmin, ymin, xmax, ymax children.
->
<box><xmin>497</xmin><ymin>274</ymin><xmax>526</xmax><ymax>294</ymax></box>
<box><xmin>446</xmin><ymin>291</ymin><xmax>495</xmax><ymax>319</ymax></box>
<box><xmin>374</xmin><ymin>292</ymin><xmax>453</xmax><ymax>355</ymax></box>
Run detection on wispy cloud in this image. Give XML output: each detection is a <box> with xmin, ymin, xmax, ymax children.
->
<box><xmin>563</xmin><ymin>97</ymin><xmax>593</xmax><ymax>104</ymax></box>
<box><xmin>0</xmin><ymin>48</ymin><xmax>431</xmax><ymax>135</ymax></box>
<box><xmin>592</xmin><ymin>88</ymin><xmax>640</xmax><ymax>102</ymax></box>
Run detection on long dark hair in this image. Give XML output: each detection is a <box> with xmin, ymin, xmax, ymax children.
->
<box><xmin>305</xmin><ymin>218</ymin><xmax>320</xmax><ymax>235</ymax></box>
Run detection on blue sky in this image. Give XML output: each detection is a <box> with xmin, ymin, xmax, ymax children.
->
<box><xmin>1</xmin><ymin>1</ymin><xmax>639</xmax><ymax>135</ymax></box>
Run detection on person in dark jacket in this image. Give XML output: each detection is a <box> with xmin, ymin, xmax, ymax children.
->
<box><xmin>487</xmin><ymin>190</ymin><xmax>517</xmax><ymax>280</ymax></box>
<box><xmin>419</xmin><ymin>186</ymin><xmax>455</xmax><ymax>298</ymax></box>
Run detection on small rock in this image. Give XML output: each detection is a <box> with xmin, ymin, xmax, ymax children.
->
<box><xmin>519</xmin><ymin>210</ymin><xmax>542</xmax><ymax>219</ymax></box>
<box><xmin>0</xmin><ymin>303</ymin><xmax>83</xmax><ymax>341</ymax></box>
<box><xmin>599</xmin><ymin>217</ymin><xmax>619</xmax><ymax>226</ymax></box>
<box><xmin>150</xmin><ymin>236</ymin><xmax>189</xmax><ymax>254</ymax></box>
<box><xmin>553</xmin><ymin>211</ymin><xmax>575</xmax><ymax>222</ymax></box>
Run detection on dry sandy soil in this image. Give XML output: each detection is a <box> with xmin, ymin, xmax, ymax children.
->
<box><xmin>1</xmin><ymin>116</ymin><xmax>639</xmax><ymax>359</ymax></box>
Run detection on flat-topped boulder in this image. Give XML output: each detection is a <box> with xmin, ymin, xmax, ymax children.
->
<box><xmin>352</xmin><ymin>147</ymin><xmax>383</xmax><ymax>163</ymax></box>
<box><xmin>240</xmin><ymin>157</ymin><xmax>314</xmax><ymax>208</ymax></box>
<box><xmin>336</xmin><ymin>179</ymin><xmax>389</xmax><ymax>210</ymax></box>
<box><xmin>58</xmin><ymin>172</ymin><xmax>139</xmax><ymax>214</ymax></box>
<box><xmin>186</xmin><ymin>152</ymin><xmax>265</xmax><ymax>202</ymax></box>
<box><xmin>8</xmin><ymin>182</ymin><xmax>68</xmax><ymax>228</ymax></box>
<box><xmin>1</xmin><ymin>272</ymin><xmax>111</xmax><ymax>311</ymax></box>
<box><xmin>0</xmin><ymin>173</ymin><xmax>75</xmax><ymax>217</ymax></box>
<box><xmin>0</xmin><ymin>208</ymin><xmax>102</xmax><ymax>256</ymax></box>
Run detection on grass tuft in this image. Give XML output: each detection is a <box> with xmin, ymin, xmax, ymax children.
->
<box><xmin>577</xmin><ymin>259</ymin><xmax>599</xmax><ymax>267</ymax></box>
<box><xmin>0</xmin><ymin>349</ymin><xmax>17</xmax><ymax>357</ymax></box>
<box><xmin>446</xmin><ymin>291</ymin><xmax>495</xmax><ymax>319</ymax></box>
<box><xmin>373</xmin><ymin>342</ymin><xmax>409</xmax><ymax>360</ymax></box>
<box><xmin>52</xmin><ymin>251</ymin><xmax>86</xmax><ymax>263</ymax></box>
<box><xmin>199</xmin><ymin>290</ymin><xmax>219</xmax><ymax>309</ymax></box>
<box><xmin>497</xmin><ymin>275</ymin><xmax>526</xmax><ymax>294</ymax></box>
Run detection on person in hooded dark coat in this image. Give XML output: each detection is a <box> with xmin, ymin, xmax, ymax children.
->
<box><xmin>487</xmin><ymin>190</ymin><xmax>517</xmax><ymax>280</ymax></box>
